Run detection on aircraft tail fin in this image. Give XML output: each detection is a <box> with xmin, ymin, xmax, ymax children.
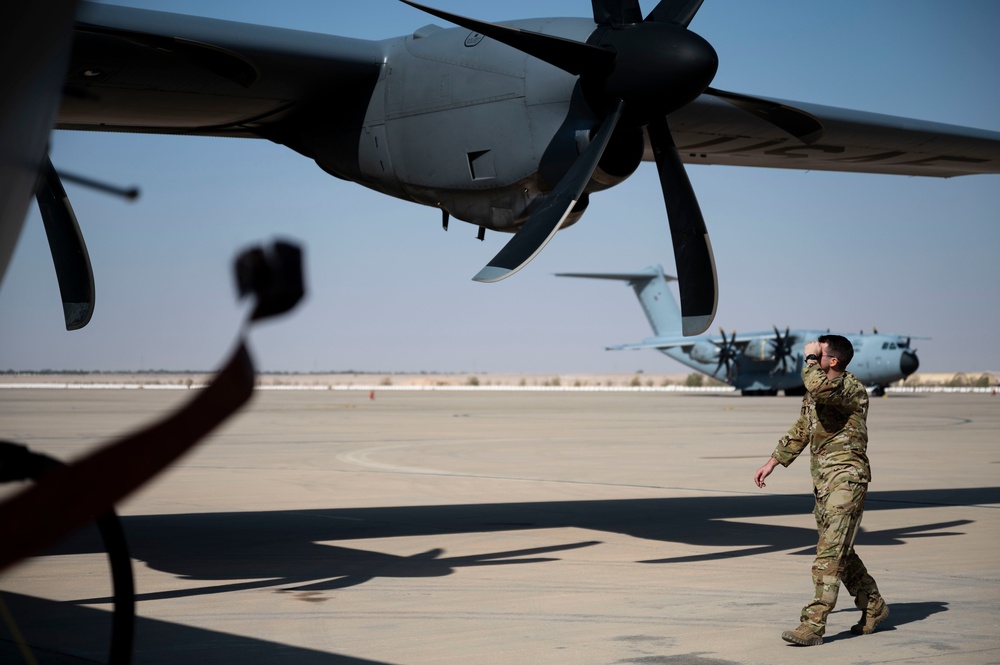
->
<box><xmin>555</xmin><ymin>266</ymin><xmax>683</xmax><ymax>337</ymax></box>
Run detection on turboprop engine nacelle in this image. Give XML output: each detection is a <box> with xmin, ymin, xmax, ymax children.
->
<box><xmin>743</xmin><ymin>338</ymin><xmax>777</xmax><ymax>362</ymax></box>
<box><xmin>689</xmin><ymin>341</ymin><xmax>721</xmax><ymax>364</ymax></box>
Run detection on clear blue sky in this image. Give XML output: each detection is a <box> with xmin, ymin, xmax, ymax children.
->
<box><xmin>1</xmin><ymin>0</ymin><xmax>998</xmax><ymax>374</ymax></box>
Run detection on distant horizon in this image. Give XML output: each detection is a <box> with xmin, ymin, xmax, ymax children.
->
<box><xmin>2</xmin><ymin>368</ymin><xmax>995</xmax><ymax>377</ymax></box>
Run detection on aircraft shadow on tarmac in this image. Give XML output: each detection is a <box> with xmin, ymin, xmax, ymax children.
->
<box><xmin>0</xmin><ymin>591</ymin><xmax>952</xmax><ymax>662</ymax></box>
<box><xmin>6</xmin><ymin>489</ymin><xmax>987</xmax><ymax>662</ymax></box>
<box><xmin>0</xmin><ymin>591</ymin><xmax>391</xmax><ymax>665</ymax></box>
<box><xmin>38</xmin><ymin>486</ymin><xmax>997</xmax><ymax>603</ymax></box>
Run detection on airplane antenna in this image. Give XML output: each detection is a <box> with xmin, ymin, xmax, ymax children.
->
<box><xmin>60</xmin><ymin>170</ymin><xmax>140</xmax><ymax>201</ymax></box>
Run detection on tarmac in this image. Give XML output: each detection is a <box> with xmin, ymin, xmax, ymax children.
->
<box><xmin>1</xmin><ymin>387</ymin><xmax>998</xmax><ymax>664</ymax></box>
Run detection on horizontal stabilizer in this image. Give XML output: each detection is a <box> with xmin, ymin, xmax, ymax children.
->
<box><xmin>555</xmin><ymin>271</ymin><xmax>677</xmax><ymax>282</ymax></box>
<box><xmin>557</xmin><ymin>265</ymin><xmax>683</xmax><ymax>337</ymax></box>
<box><xmin>607</xmin><ymin>338</ymin><xmax>692</xmax><ymax>351</ymax></box>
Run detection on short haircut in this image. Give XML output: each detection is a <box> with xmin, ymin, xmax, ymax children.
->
<box><xmin>819</xmin><ymin>334</ymin><xmax>854</xmax><ymax>367</ymax></box>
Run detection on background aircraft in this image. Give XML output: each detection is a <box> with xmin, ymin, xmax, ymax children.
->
<box><xmin>1</xmin><ymin>2</ymin><xmax>998</xmax><ymax>375</ymax></box>
<box><xmin>22</xmin><ymin>0</ymin><xmax>1000</xmax><ymax>338</ymax></box>
<box><xmin>558</xmin><ymin>266</ymin><xmax>920</xmax><ymax>395</ymax></box>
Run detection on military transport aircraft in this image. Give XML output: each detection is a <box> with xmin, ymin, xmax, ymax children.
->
<box><xmin>19</xmin><ymin>0</ymin><xmax>1000</xmax><ymax>335</ymax></box>
<box><xmin>558</xmin><ymin>266</ymin><xmax>920</xmax><ymax>395</ymax></box>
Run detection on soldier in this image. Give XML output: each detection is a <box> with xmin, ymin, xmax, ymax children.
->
<box><xmin>753</xmin><ymin>334</ymin><xmax>889</xmax><ymax>646</ymax></box>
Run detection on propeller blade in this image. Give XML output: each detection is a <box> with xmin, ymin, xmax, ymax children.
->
<box><xmin>714</xmin><ymin>326</ymin><xmax>732</xmax><ymax>376</ymax></box>
<box><xmin>713</xmin><ymin>326</ymin><xmax>726</xmax><ymax>375</ymax></box>
<box><xmin>705</xmin><ymin>87</ymin><xmax>824</xmax><ymax>144</ymax></box>
<box><xmin>34</xmin><ymin>156</ymin><xmax>95</xmax><ymax>330</ymax></box>
<box><xmin>727</xmin><ymin>329</ymin><xmax>739</xmax><ymax>379</ymax></box>
<box><xmin>769</xmin><ymin>325</ymin><xmax>795</xmax><ymax>375</ymax></box>
<box><xmin>474</xmin><ymin>100</ymin><xmax>625</xmax><ymax>283</ymax></box>
<box><xmin>645</xmin><ymin>0</ymin><xmax>706</xmax><ymax>27</ymax></box>
<box><xmin>712</xmin><ymin>327</ymin><xmax>741</xmax><ymax>380</ymax></box>
<box><xmin>647</xmin><ymin>116</ymin><xmax>717</xmax><ymax>336</ymax></box>
<box><xmin>399</xmin><ymin>1</ymin><xmax>614</xmax><ymax>77</ymax></box>
<box><xmin>591</xmin><ymin>0</ymin><xmax>643</xmax><ymax>26</ymax></box>
<box><xmin>404</xmin><ymin>2</ymin><xmax>719</xmax><ymax>297</ymax></box>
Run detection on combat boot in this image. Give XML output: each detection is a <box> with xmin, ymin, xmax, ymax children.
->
<box><xmin>851</xmin><ymin>594</ymin><xmax>889</xmax><ymax>635</ymax></box>
<box><xmin>781</xmin><ymin>623</ymin><xmax>823</xmax><ymax>646</ymax></box>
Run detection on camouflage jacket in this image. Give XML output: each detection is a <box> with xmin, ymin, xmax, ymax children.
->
<box><xmin>771</xmin><ymin>363</ymin><xmax>871</xmax><ymax>493</ymax></box>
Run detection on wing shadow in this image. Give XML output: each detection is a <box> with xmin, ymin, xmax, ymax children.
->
<box><xmin>39</xmin><ymin>486</ymin><xmax>997</xmax><ymax>601</ymax></box>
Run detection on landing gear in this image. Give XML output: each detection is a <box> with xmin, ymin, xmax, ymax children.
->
<box><xmin>741</xmin><ymin>388</ymin><xmax>779</xmax><ymax>396</ymax></box>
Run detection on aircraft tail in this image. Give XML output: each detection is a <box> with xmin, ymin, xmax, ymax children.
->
<box><xmin>555</xmin><ymin>266</ymin><xmax>683</xmax><ymax>337</ymax></box>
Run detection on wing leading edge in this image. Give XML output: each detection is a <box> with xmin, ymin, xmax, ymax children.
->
<box><xmin>58</xmin><ymin>2</ymin><xmax>383</xmax><ymax>138</ymax></box>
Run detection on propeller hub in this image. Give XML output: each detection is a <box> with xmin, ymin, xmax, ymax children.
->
<box><xmin>596</xmin><ymin>23</ymin><xmax>718</xmax><ymax>122</ymax></box>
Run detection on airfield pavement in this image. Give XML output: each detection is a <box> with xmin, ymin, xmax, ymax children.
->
<box><xmin>0</xmin><ymin>387</ymin><xmax>998</xmax><ymax>664</ymax></box>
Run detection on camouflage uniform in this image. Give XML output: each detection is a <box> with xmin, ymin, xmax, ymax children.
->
<box><xmin>771</xmin><ymin>363</ymin><xmax>882</xmax><ymax>636</ymax></box>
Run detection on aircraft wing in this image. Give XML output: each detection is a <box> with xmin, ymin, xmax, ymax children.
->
<box><xmin>666</xmin><ymin>93</ymin><xmax>1000</xmax><ymax>178</ymax></box>
<box><xmin>59</xmin><ymin>3</ymin><xmax>1000</xmax><ymax>179</ymax></box>
<box><xmin>608</xmin><ymin>329</ymin><xmax>795</xmax><ymax>352</ymax></box>
<box><xmin>57</xmin><ymin>2</ymin><xmax>383</xmax><ymax>138</ymax></box>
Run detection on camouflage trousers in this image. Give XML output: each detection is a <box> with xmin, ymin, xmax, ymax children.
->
<box><xmin>801</xmin><ymin>480</ymin><xmax>881</xmax><ymax>635</ymax></box>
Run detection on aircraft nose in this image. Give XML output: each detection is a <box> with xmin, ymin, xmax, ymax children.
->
<box><xmin>900</xmin><ymin>350</ymin><xmax>919</xmax><ymax>377</ymax></box>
